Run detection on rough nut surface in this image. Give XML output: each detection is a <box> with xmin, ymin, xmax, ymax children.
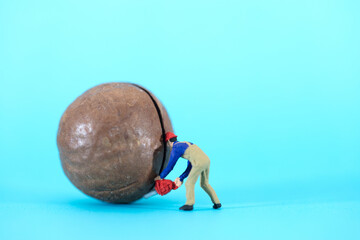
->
<box><xmin>57</xmin><ymin>82</ymin><xmax>173</xmax><ymax>203</ymax></box>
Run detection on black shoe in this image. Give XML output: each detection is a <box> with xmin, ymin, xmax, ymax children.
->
<box><xmin>213</xmin><ymin>203</ymin><xmax>222</xmax><ymax>209</ymax></box>
<box><xmin>179</xmin><ymin>205</ymin><xmax>193</xmax><ymax>211</ymax></box>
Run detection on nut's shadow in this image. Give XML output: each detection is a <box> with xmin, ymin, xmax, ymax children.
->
<box><xmin>67</xmin><ymin>198</ymin><xmax>183</xmax><ymax>212</ymax></box>
<box><xmin>66</xmin><ymin>197</ymin><xmax>302</xmax><ymax>212</ymax></box>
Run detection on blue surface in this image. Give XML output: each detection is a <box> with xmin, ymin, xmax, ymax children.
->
<box><xmin>1</xmin><ymin>0</ymin><xmax>360</xmax><ymax>239</ymax></box>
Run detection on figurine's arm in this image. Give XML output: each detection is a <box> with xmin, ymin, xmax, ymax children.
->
<box><xmin>179</xmin><ymin>161</ymin><xmax>192</xmax><ymax>182</ymax></box>
<box><xmin>159</xmin><ymin>148</ymin><xmax>181</xmax><ymax>179</ymax></box>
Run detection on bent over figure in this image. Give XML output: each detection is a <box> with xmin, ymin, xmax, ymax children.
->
<box><xmin>155</xmin><ymin>132</ymin><xmax>221</xmax><ymax>211</ymax></box>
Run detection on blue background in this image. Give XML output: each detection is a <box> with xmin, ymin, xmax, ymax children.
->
<box><xmin>1</xmin><ymin>0</ymin><xmax>359</xmax><ymax>239</ymax></box>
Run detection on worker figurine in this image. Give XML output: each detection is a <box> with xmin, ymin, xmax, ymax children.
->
<box><xmin>155</xmin><ymin>132</ymin><xmax>222</xmax><ymax>211</ymax></box>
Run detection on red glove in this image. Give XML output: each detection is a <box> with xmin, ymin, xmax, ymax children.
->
<box><xmin>155</xmin><ymin>179</ymin><xmax>179</xmax><ymax>196</ymax></box>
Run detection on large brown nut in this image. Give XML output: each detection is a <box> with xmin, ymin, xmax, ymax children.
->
<box><xmin>57</xmin><ymin>83</ymin><xmax>173</xmax><ymax>203</ymax></box>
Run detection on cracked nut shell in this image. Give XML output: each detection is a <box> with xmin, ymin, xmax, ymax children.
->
<box><xmin>57</xmin><ymin>82</ymin><xmax>173</xmax><ymax>203</ymax></box>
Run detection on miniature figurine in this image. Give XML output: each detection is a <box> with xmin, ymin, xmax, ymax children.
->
<box><xmin>155</xmin><ymin>132</ymin><xmax>222</xmax><ymax>211</ymax></box>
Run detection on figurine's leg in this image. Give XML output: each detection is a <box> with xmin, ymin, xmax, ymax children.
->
<box><xmin>184</xmin><ymin>166</ymin><xmax>203</xmax><ymax>205</ymax></box>
<box><xmin>200</xmin><ymin>167</ymin><xmax>220</xmax><ymax>204</ymax></box>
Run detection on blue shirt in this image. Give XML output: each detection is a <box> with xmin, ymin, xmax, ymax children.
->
<box><xmin>159</xmin><ymin>141</ymin><xmax>193</xmax><ymax>182</ymax></box>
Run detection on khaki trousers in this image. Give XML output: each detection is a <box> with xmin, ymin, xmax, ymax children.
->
<box><xmin>182</xmin><ymin>142</ymin><xmax>220</xmax><ymax>205</ymax></box>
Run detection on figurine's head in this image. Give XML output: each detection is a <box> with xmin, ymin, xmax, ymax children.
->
<box><xmin>165</xmin><ymin>132</ymin><xmax>177</xmax><ymax>147</ymax></box>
